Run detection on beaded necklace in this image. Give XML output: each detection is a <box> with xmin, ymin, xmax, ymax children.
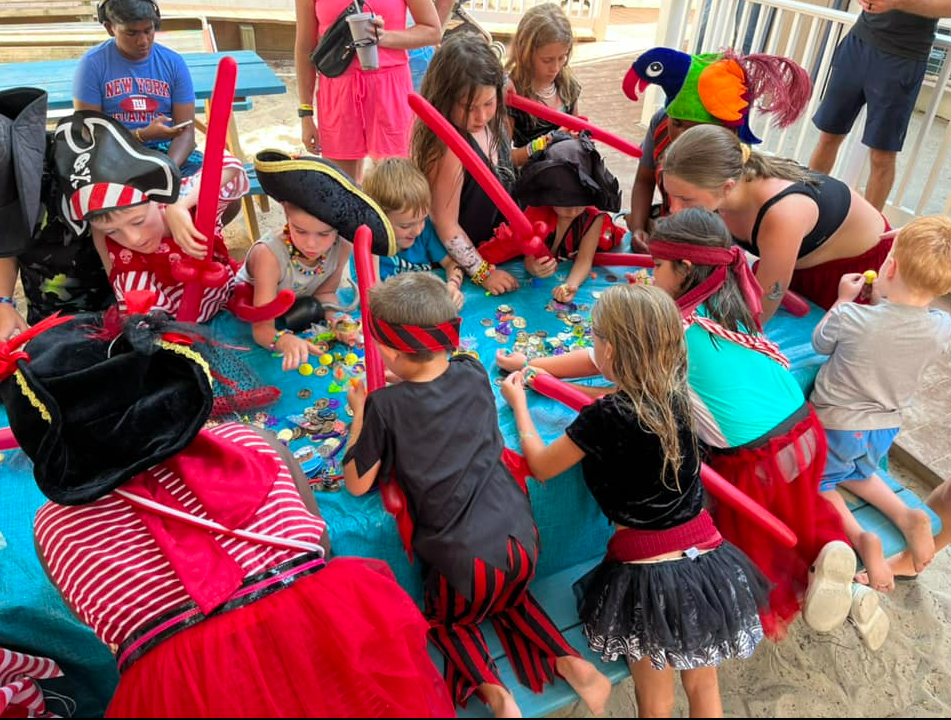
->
<box><xmin>283</xmin><ymin>224</ymin><xmax>328</xmax><ymax>278</ymax></box>
<box><xmin>533</xmin><ymin>82</ymin><xmax>558</xmax><ymax>100</ymax></box>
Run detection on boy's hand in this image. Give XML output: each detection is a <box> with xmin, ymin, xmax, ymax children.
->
<box><xmin>496</xmin><ymin>349</ymin><xmax>527</xmax><ymax>372</ymax></box>
<box><xmin>837</xmin><ymin>273</ymin><xmax>865</xmax><ymax>302</ymax></box>
<box><xmin>347</xmin><ymin>379</ymin><xmax>367</xmax><ymax>415</ymax></box>
<box><xmin>524</xmin><ymin>255</ymin><xmax>558</xmax><ymax>278</ymax></box>
<box><xmin>500</xmin><ymin>371</ymin><xmax>527</xmax><ymax>406</ymax></box>
<box><xmin>482</xmin><ymin>267</ymin><xmax>519</xmax><ymax>295</ymax></box>
<box><xmin>165</xmin><ymin>202</ymin><xmax>208</xmax><ymax>259</ymax></box>
<box><xmin>629</xmin><ymin>228</ymin><xmax>650</xmax><ymax>253</ymax></box>
<box><xmin>552</xmin><ymin>283</ymin><xmax>577</xmax><ymax>303</ymax></box>
<box><xmin>144</xmin><ymin>115</ymin><xmax>186</xmax><ymax>141</ymax></box>
<box><xmin>448</xmin><ymin>283</ymin><xmax>465</xmax><ymax>310</ymax></box>
<box><xmin>277</xmin><ymin>333</ymin><xmax>323</xmax><ymax>373</ymax></box>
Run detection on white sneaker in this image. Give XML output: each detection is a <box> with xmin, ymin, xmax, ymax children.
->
<box><xmin>849</xmin><ymin>584</ymin><xmax>890</xmax><ymax>651</ymax></box>
<box><xmin>802</xmin><ymin>541</ymin><xmax>857</xmax><ymax>632</ymax></box>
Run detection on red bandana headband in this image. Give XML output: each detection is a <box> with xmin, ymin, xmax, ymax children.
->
<box><xmin>649</xmin><ymin>239</ymin><xmax>764</xmax><ymax>329</ymax></box>
<box><xmin>368</xmin><ymin>316</ymin><xmax>461</xmax><ymax>354</ymax></box>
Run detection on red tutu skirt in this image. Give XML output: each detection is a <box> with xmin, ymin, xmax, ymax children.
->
<box><xmin>706</xmin><ymin>408</ymin><xmax>848</xmax><ymax>639</ymax></box>
<box><xmin>790</xmin><ymin>234</ymin><xmax>893</xmax><ymax>309</ymax></box>
<box><xmin>106</xmin><ymin>557</ymin><xmax>455</xmax><ymax>718</ymax></box>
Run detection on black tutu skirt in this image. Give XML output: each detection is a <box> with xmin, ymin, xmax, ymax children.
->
<box><xmin>574</xmin><ymin>542</ymin><xmax>771</xmax><ymax>670</ymax></box>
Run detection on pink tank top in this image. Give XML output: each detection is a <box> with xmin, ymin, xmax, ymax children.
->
<box><xmin>315</xmin><ymin>0</ymin><xmax>409</xmax><ymax>70</ymax></box>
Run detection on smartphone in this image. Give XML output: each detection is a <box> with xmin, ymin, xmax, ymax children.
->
<box><xmin>169</xmin><ymin>119</ymin><xmax>194</xmax><ymax>130</ymax></box>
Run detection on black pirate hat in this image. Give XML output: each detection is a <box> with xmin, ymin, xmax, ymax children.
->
<box><xmin>52</xmin><ymin>109</ymin><xmax>180</xmax><ymax>235</ymax></box>
<box><xmin>0</xmin><ymin>309</ymin><xmax>213</xmax><ymax>505</ymax></box>
<box><xmin>254</xmin><ymin>150</ymin><xmax>396</xmax><ymax>256</ymax></box>
<box><xmin>514</xmin><ymin>133</ymin><xmax>621</xmax><ymax>212</ymax></box>
<box><xmin>0</xmin><ymin>88</ymin><xmax>48</xmax><ymax>256</ymax></box>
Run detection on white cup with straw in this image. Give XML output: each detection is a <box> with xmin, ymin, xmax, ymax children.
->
<box><xmin>346</xmin><ymin>12</ymin><xmax>379</xmax><ymax>71</ymax></box>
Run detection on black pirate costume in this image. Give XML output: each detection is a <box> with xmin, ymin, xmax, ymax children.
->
<box><xmin>53</xmin><ymin>110</ymin><xmax>241</xmax><ymax>323</ymax></box>
<box><xmin>481</xmin><ymin>133</ymin><xmax>624</xmax><ymax>265</ymax></box>
<box><xmin>0</xmin><ymin>88</ymin><xmax>113</xmax><ymax>323</ymax></box>
<box><xmin>233</xmin><ymin>150</ymin><xmax>396</xmax><ymax>328</ymax></box>
<box><xmin>345</xmin><ymin>317</ymin><xmax>581</xmax><ymax>707</ymax></box>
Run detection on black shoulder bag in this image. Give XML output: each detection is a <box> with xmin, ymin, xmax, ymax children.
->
<box><xmin>310</xmin><ymin>0</ymin><xmax>365</xmax><ymax>78</ymax></box>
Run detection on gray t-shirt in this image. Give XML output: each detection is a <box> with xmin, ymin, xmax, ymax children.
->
<box><xmin>639</xmin><ymin>107</ymin><xmax>666</xmax><ymax>172</ymax></box>
<box><xmin>810</xmin><ymin>300</ymin><xmax>951</xmax><ymax>430</ymax></box>
<box><xmin>850</xmin><ymin>10</ymin><xmax>938</xmax><ymax>62</ymax></box>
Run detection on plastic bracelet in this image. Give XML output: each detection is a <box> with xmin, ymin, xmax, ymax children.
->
<box><xmin>268</xmin><ymin>329</ymin><xmax>293</xmax><ymax>352</ymax></box>
<box><xmin>0</xmin><ymin>296</ymin><xmax>14</xmax><ymax>305</ymax></box>
<box><xmin>528</xmin><ymin>135</ymin><xmax>549</xmax><ymax>157</ymax></box>
<box><xmin>470</xmin><ymin>260</ymin><xmax>493</xmax><ymax>286</ymax></box>
<box><xmin>298</xmin><ymin>103</ymin><xmax>314</xmax><ymax>111</ymax></box>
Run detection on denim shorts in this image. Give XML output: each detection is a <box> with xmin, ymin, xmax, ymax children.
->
<box><xmin>812</xmin><ymin>33</ymin><xmax>927</xmax><ymax>152</ymax></box>
<box><xmin>819</xmin><ymin>427</ymin><xmax>900</xmax><ymax>491</ymax></box>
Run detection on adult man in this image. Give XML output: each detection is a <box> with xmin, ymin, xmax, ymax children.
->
<box><xmin>810</xmin><ymin>0</ymin><xmax>951</xmax><ymax>211</ymax></box>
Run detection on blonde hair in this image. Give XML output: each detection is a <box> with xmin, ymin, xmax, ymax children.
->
<box><xmin>505</xmin><ymin>2</ymin><xmax>580</xmax><ymax>108</ymax></box>
<box><xmin>591</xmin><ymin>284</ymin><xmax>696</xmax><ymax>488</ymax></box>
<box><xmin>368</xmin><ymin>272</ymin><xmax>459</xmax><ymax>363</ymax></box>
<box><xmin>893</xmin><ymin>215</ymin><xmax>951</xmax><ymax>296</ymax></box>
<box><xmin>363</xmin><ymin>158</ymin><xmax>432</xmax><ymax>215</ymax></box>
<box><xmin>664</xmin><ymin>124</ymin><xmax>810</xmax><ymax>189</ymax></box>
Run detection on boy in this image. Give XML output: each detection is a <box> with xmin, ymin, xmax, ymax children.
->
<box><xmin>54</xmin><ymin>110</ymin><xmax>248</xmax><ymax>323</ymax></box>
<box><xmin>361</xmin><ymin>158</ymin><xmax>465</xmax><ymax>309</ymax></box>
<box><xmin>810</xmin><ymin>216</ymin><xmax>951</xmax><ymax>594</ymax></box>
<box><xmin>342</xmin><ymin>272</ymin><xmax>611</xmax><ymax>718</ymax></box>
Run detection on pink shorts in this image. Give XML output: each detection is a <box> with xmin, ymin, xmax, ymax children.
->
<box><xmin>317</xmin><ymin>63</ymin><xmax>414</xmax><ymax>160</ymax></box>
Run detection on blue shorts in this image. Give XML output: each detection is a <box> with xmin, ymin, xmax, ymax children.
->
<box><xmin>819</xmin><ymin>427</ymin><xmax>900</xmax><ymax>492</ymax></box>
<box><xmin>812</xmin><ymin>33</ymin><xmax>927</xmax><ymax>152</ymax></box>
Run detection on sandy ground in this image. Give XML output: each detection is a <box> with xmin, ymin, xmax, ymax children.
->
<box><xmin>218</xmin><ymin>53</ymin><xmax>951</xmax><ymax>719</ymax></box>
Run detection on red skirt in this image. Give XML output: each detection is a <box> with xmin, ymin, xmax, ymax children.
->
<box><xmin>706</xmin><ymin>408</ymin><xmax>848</xmax><ymax>639</ymax></box>
<box><xmin>106</xmin><ymin>557</ymin><xmax>454</xmax><ymax>718</ymax></box>
<box><xmin>790</xmin><ymin>233</ymin><xmax>893</xmax><ymax>309</ymax></box>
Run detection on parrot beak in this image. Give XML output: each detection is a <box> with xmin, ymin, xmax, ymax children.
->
<box><xmin>622</xmin><ymin>68</ymin><xmax>650</xmax><ymax>102</ymax></box>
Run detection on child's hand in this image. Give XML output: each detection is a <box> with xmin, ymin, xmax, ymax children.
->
<box><xmin>0</xmin><ymin>302</ymin><xmax>27</xmax><ymax>342</ymax></box>
<box><xmin>552</xmin><ymin>283</ymin><xmax>578</xmax><ymax>303</ymax></box>
<box><xmin>837</xmin><ymin>273</ymin><xmax>865</xmax><ymax>302</ymax></box>
<box><xmin>496</xmin><ymin>349</ymin><xmax>527</xmax><ymax>372</ymax></box>
<box><xmin>500</xmin><ymin>371</ymin><xmax>527</xmax><ymax>406</ymax></box>
<box><xmin>482</xmin><ymin>267</ymin><xmax>519</xmax><ymax>295</ymax></box>
<box><xmin>629</xmin><ymin>228</ymin><xmax>650</xmax><ymax>253</ymax></box>
<box><xmin>448</xmin><ymin>282</ymin><xmax>465</xmax><ymax>310</ymax></box>
<box><xmin>165</xmin><ymin>202</ymin><xmax>209</xmax><ymax>259</ymax></box>
<box><xmin>276</xmin><ymin>333</ymin><xmax>324</xmax><ymax>373</ymax></box>
<box><xmin>144</xmin><ymin>115</ymin><xmax>186</xmax><ymax>141</ymax></box>
<box><xmin>347</xmin><ymin>378</ymin><xmax>367</xmax><ymax>415</ymax></box>
<box><xmin>524</xmin><ymin>255</ymin><xmax>558</xmax><ymax>278</ymax></box>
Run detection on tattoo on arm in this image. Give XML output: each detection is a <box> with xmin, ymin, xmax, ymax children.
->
<box><xmin>445</xmin><ymin>235</ymin><xmax>484</xmax><ymax>275</ymax></box>
<box><xmin>767</xmin><ymin>282</ymin><xmax>785</xmax><ymax>301</ymax></box>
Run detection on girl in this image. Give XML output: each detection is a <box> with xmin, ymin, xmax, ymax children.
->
<box><xmin>663</xmin><ymin>124</ymin><xmax>889</xmax><ymax>320</ymax></box>
<box><xmin>411</xmin><ymin>32</ymin><xmax>520</xmax><ymax>296</ymax></box>
<box><xmin>504</xmin><ymin>2</ymin><xmax>581</xmax><ymax>167</ymax></box>
<box><xmin>236</xmin><ymin>150</ymin><xmax>396</xmax><ymax>372</ymax></box>
<box><xmin>500</xmin><ymin>284</ymin><xmax>770</xmax><ymax>718</ymax></box>
<box><xmin>294</xmin><ymin>0</ymin><xmax>441</xmax><ymax>184</ymax></box>
<box><xmin>497</xmin><ymin>208</ymin><xmax>855</xmax><ymax>641</ymax></box>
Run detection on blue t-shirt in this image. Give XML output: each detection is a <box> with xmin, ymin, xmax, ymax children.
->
<box><xmin>686</xmin><ymin>305</ymin><xmax>804</xmax><ymax>448</ymax></box>
<box><xmin>73</xmin><ymin>40</ymin><xmax>195</xmax><ymax>143</ymax></box>
<box><xmin>378</xmin><ymin>220</ymin><xmax>447</xmax><ymax>279</ymax></box>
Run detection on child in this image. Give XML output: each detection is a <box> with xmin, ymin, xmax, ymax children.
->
<box><xmin>504</xmin><ymin>2</ymin><xmax>581</xmax><ymax>167</ymax></box>
<box><xmin>235</xmin><ymin>150</ymin><xmax>396</xmax><ymax>372</ymax></box>
<box><xmin>343</xmin><ymin>272</ymin><xmax>611</xmax><ymax>718</ymax></box>
<box><xmin>75</xmin><ymin>0</ymin><xmax>202</xmax><ymax>177</ymax></box>
<box><xmin>0</xmin><ymin>308</ymin><xmax>454</xmax><ymax>718</ymax></box>
<box><xmin>623</xmin><ymin>48</ymin><xmax>810</xmax><ymax>250</ymax></box>
<box><xmin>412</xmin><ymin>32</ymin><xmax>520</xmax><ymax>297</ymax></box>
<box><xmin>810</xmin><ymin>216</ymin><xmax>951</xmax><ymax>593</ymax></box>
<box><xmin>497</xmin><ymin>208</ymin><xmax>854</xmax><ymax>642</ymax></box>
<box><xmin>500</xmin><ymin>284</ymin><xmax>770</xmax><ymax>718</ymax></box>
<box><xmin>53</xmin><ymin>110</ymin><xmax>248</xmax><ymax>324</ymax></box>
<box><xmin>361</xmin><ymin>157</ymin><xmax>466</xmax><ymax>309</ymax></box>
<box><xmin>508</xmin><ymin>133</ymin><xmax>624</xmax><ymax>302</ymax></box>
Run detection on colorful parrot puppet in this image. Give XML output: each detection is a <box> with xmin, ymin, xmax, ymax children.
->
<box><xmin>623</xmin><ymin>47</ymin><xmax>811</xmax><ymax>144</ymax></box>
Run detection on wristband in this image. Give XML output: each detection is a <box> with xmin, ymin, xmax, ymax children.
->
<box><xmin>528</xmin><ymin>135</ymin><xmax>550</xmax><ymax>157</ymax></box>
<box><xmin>269</xmin><ymin>329</ymin><xmax>293</xmax><ymax>352</ymax></box>
<box><xmin>0</xmin><ymin>296</ymin><xmax>14</xmax><ymax>305</ymax></box>
<box><xmin>298</xmin><ymin>103</ymin><xmax>314</xmax><ymax>117</ymax></box>
<box><xmin>470</xmin><ymin>260</ymin><xmax>493</xmax><ymax>287</ymax></box>
<box><xmin>134</xmin><ymin>128</ymin><xmax>145</xmax><ymax>143</ymax></box>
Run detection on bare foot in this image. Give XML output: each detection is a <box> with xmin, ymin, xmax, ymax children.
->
<box><xmin>555</xmin><ymin>655</ymin><xmax>612</xmax><ymax>716</ymax></box>
<box><xmin>480</xmin><ymin>683</ymin><xmax>522</xmax><ymax>718</ymax></box>
<box><xmin>897</xmin><ymin>508</ymin><xmax>936</xmax><ymax>573</ymax></box>
<box><xmin>856</xmin><ymin>531</ymin><xmax>894</xmax><ymax>592</ymax></box>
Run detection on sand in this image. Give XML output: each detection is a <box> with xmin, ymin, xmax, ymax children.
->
<box><xmin>218</xmin><ymin>53</ymin><xmax>951</xmax><ymax>718</ymax></box>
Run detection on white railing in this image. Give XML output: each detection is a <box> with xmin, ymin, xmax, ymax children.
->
<box><xmin>651</xmin><ymin>0</ymin><xmax>951</xmax><ymax>221</ymax></box>
<box><xmin>462</xmin><ymin>0</ymin><xmax>611</xmax><ymax>40</ymax></box>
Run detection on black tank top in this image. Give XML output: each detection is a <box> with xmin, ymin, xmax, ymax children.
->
<box><xmin>458</xmin><ymin>132</ymin><xmax>514</xmax><ymax>247</ymax></box>
<box><xmin>736</xmin><ymin>172</ymin><xmax>851</xmax><ymax>258</ymax></box>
